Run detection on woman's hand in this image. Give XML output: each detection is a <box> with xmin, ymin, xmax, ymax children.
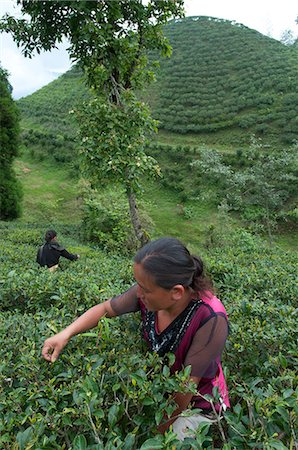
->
<box><xmin>42</xmin><ymin>330</ymin><xmax>71</xmax><ymax>363</ymax></box>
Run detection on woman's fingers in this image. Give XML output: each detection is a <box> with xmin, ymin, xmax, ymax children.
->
<box><xmin>42</xmin><ymin>341</ymin><xmax>55</xmax><ymax>361</ymax></box>
<box><xmin>42</xmin><ymin>336</ymin><xmax>64</xmax><ymax>362</ymax></box>
<box><xmin>50</xmin><ymin>345</ymin><xmax>62</xmax><ymax>362</ymax></box>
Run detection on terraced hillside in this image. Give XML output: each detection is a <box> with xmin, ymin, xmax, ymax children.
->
<box><xmin>17</xmin><ymin>16</ymin><xmax>298</xmax><ymax>164</ymax></box>
<box><xmin>152</xmin><ymin>16</ymin><xmax>298</xmax><ymax>144</ymax></box>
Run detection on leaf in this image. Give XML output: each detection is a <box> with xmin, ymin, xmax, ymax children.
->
<box><xmin>108</xmin><ymin>404</ymin><xmax>119</xmax><ymax>427</ymax></box>
<box><xmin>142</xmin><ymin>396</ymin><xmax>155</xmax><ymax>405</ymax></box>
<box><xmin>222</xmin><ymin>445</ymin><xmax>233</xmax><ymax>450</ymax></box>
<box><xmin>279</xmin><ymin>353</ymin><xmax>287</xmax><ymax>368</ymax></box>
<box><xmin>139</xmin><ymin>437</ymin><xmax>164</xmax><ymax>449</ymax></box>
<box><xmin>73</xmin><ymin>390</ymin><xmax>83</xmax><ymax>406</ymax></box>
<box><xmin>155</xmin><ymin>410</ymin><xmax>163</xmax><ymax>425</ymax></box>
<box><xmin>46</xmin><ymin>322</ymin><xmax>58</xmax><ymax>334</ymax></box>
<box><xmin>283</xmin><ymin>388</ymin><xmax>294</xmax><ymax>399</ymax></box>
<box><xmin>112</xmin><ymin>383</ymin><xmax>121</xmax><ymax>392</ymax></box>
<box><xmin>250</xmin><ymin>377</ymin><xmax>263</xmax><ymax>388</ymax></box>
<box><xmin>275</xmin><ymin>405</ymin><xmax>289</xmax><ymax>423</ymax></box>
<box><xmin>167</xmin><ymin>353</ymin><xmax>175</xmax><ymax>366</ymax></box>
<box><xmin>266</xmin><ymin>440</ymin><xmax>289</xmax><ymax>450</ymax></box>
<box><xmin>8</xmin><ymin>270</ymin><xmax>16</xmax><ymax>277</ymax></box>
<box><xmin>122</xmin><ymin>434</ymin><xmax>136</xmax><ymax>450</ymax></box>
<box><xmin>162</xmin><ymin>365</ymin><xmax>170</xmax><ymax>377</ymax></box>
<box><xmin>72</xmin><ymin>434</ymin><xmax>87</xmax><ymax>450</ymax></box>
<box><xmin>91</xmin><ymin>357</ymin><xmax>104</xmax><ymax>370</ymax></box>
<box><xmin>16</xmin><ymin>427</ymin><xmax>34</xmax><ymax>450</ymax></box>
<box><xmin>81</xmin><ymin>332</ymin><xmax>99</xmax><ymax>337</ymax></box>
<box><xmin>233</xmin><ymin>403</ymin><xmax>242</xmax><ymax>416</ymax></box>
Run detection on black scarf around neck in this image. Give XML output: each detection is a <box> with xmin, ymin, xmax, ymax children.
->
<box><xmin>142</xmin><ymin>300</ymin><xmax>201</xmax><ymax>356</ymax></box>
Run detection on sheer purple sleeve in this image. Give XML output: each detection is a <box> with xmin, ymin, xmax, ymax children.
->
<box><xmin>110</xmin><ymin>284</ymin><xmax>140</xmax><ymax>315</ymax></box>
<box><xmin>184</xmin><ymin>314</ymin><xmax>228</xmax><ymax>378</ymax></box>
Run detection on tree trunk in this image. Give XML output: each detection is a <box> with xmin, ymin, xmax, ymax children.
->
<box><xmin>127</xmin><ymin>189</ymin><xmax>149</xmax><ymax>248</ymax></box>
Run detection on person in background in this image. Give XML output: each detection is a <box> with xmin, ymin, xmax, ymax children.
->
<box><xmin>42</xmin><ymin>237</ymin><xmax>229</xmax><ymax>440</ymax></box>
<box><xmin>36</xmin><ymin>229</ymin><xmax>80</xmax><ymax>272</ymax></box>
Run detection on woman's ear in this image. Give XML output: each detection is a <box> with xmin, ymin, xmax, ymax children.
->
<box><xmin>171</xmin><ymin>284</ymin><xmax>185</xmax><ymax>301</ymax></box>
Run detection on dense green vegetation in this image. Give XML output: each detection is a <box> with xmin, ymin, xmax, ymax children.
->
<box><xmin>146</xmin><ymin>138</ymin><xmax>298</xmax><ymax>241</ymax></box>
<box><xmin>9</xmin><ymin>0</ymin><xmax>185</xmax><ymax>246</ymax></box>
<box><xmin>0</xmin><ymin>65</ymin><xmax>23</xmax><ymax>219</ymax></box>
<box><xmin>3</xmin><ymin>139</ymin><xmax>298</xmax><ymax>450</ymax></box>
<box><xmin>15</xmin><ymin>17</ymin><xmax>298</xmax><ymax>246</ymax></box>
<box><xmin>0</xmin><ymin>222</ymin><xmax>297</xmax><ymax>449</ymax></box>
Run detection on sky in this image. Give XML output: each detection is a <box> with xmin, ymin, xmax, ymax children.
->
<box><xmin>1</xmin><ymin>0</ymin><xmax>298</xmax><ymax>99</ymax></box>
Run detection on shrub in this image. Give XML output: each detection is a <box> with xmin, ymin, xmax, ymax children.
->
<box><xmin>80</xmin><ymin>189</ymin><xmax>139</xmax><ymax>255</ymax></box>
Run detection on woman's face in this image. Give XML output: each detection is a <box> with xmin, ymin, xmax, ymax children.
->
<box><xmin>133</xmin><ymin>263</ymin><xmax>174</xmax><ymax>312</ymax></box>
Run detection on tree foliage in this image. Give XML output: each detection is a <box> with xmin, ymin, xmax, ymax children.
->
<box><xmin>0</xmin><ymin>65</ymin><xmax>22</xmax><ymax>219</ymax></box>
<box><xmin>76</xmin><ymin>91</ymin><xmax>160</xmax><ymax>194</ymax></box>
<box><xmin>1</xmin><ymin>1</ymin><xmax>183</xmax><ymax>90</ymax></box>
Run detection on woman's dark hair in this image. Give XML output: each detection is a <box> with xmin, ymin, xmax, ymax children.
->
<box><xmin>134</xmin><ymin>237</ymin><xmax>213</xmax><ymax>294</ymax></box>
<box><xmin>45</xmin><ymin>229</ymin><xmax>57</xmax><ymax>242</ymax></box>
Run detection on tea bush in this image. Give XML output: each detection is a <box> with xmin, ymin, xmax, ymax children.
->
<box><xmin>0</xmin><ymin>223</ymin><xmax>297</xmax><ymax>448</ymax></box>
<box><xmin>0</xmin><ymin>310</ymin><xmax>196</xmax><ymax>449</ymax></box>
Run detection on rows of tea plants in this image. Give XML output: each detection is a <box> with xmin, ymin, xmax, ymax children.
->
<box><xmin>0</xmin><ymin>223</ymin><xmax>297</xmax><ymax>449</ymax></box>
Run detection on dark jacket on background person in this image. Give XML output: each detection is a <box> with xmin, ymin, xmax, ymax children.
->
<box><xmin>36</xmin><ymin>240</ymin><xmax>79</xmax><ymax>269</ymax></box>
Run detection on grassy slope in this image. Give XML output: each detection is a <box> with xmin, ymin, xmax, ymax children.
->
<box><xmin>15</xmin><ymin>154</ymin><xmax>82</xmax><ymax>225</ymax></box>
<box><xmin>143</xmin><ymin>180</ymin><xmax>223</xmax><ymax>252</ymax></box>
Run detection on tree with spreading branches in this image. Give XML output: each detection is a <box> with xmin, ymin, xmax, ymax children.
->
<box><xmin>1</xmin><ymin>0</ymin><xmax>184</xmax><ymax>246</ymax></box>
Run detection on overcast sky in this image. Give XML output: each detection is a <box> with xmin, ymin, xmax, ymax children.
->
<box><xmin>1</xmin><ymin>0</ymin><xmax>298</xmax><ymax>99</ymax></box>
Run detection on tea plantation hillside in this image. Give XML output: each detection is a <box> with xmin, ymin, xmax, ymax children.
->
<box><xmin>150</xmin><ymin>16</ymin><xmax>298</xmax><ymax>144</ymax></box>
<box><xmin>0</xmin><ymin>223</ymin><xmax>297</xmax><ymax>448</ymax></box>
<box><xmin>18</xmin><ymin>16</ymin><xmax>298</xmax><ymax>165</ymax></box>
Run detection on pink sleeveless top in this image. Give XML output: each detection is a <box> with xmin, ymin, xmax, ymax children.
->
<box><xmin>140</xmin><ymin>292</ymin><xmax>230</xmax><ymax>411</ymax></box>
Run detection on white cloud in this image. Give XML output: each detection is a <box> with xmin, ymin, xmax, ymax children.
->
<box><xmin>0</xmin><ymin>0</ymin><xmax>72</xmax><ymax>99</ymax></box>
<box><xmin>183</xmin><ymin>0</ymin><xmax>298</xmax><ymax>39</ymax></box>
<box><xmin>0</xmin><ymin>32</ymin><xmax>72</xmax><ymax>99</ymax></box>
